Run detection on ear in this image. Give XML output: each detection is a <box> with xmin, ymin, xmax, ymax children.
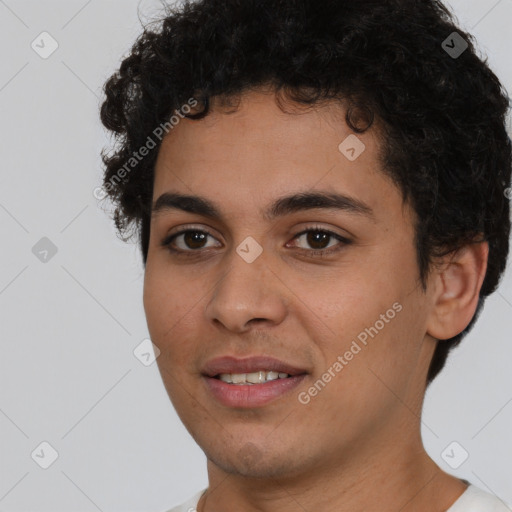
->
<box><xmin>426</xmin><ymin>240</ymin><xmax>489</xmax><ymax>341</ymax></box>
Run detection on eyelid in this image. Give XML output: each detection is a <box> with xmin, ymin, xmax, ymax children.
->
<box><xmin>290</xmin><ymin>224</ymin><xmax>351</xmax><ymax>241</ymax></box>
<box><xmin>161</xmin><ymin>224</ymin><xmax>221</xmax><ymax>247</ymax></box>
<box><xmin>163</xmin><ymin>222</ymin><xmax>349</xmax><ymax>240</ymax></box>
<box><xmin>286</xmin><ymin>226</ymin><xmax>351</xmax><ymax>251</ymax></box>
<box><xmin>161</xmin><ymin>223</ymin><xmax>352</xmax><ymax>254</ymax></box>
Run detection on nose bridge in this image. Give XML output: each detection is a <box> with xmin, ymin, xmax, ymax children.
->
<box><xmin>204</xmin><ymin>244</ymin><xmax>288</xmax><ymax>331</ymax></box>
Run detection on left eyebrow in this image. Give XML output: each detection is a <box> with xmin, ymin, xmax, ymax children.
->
<box><xmin>264</xmin><ymin>190</ymin><xmax>375</xmax><ymax>221</ymax></box>
<box><xmin>151</xmin><ymin>190</ymin><xmax>375</xmax><ymax>222</ymax></box>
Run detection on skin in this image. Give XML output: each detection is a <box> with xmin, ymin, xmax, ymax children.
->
<box><xmin>143</xmin><ymin>87</ymin><xmax>488</xmax><ymax>512</ymax></box>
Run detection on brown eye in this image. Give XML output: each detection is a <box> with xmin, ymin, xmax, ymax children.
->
<box><xmin>304</xmin><ymin>231</ymin><xmax>331</xmax><ymax>250</ymax></box>
<box><xmin>182</xmin><ymin>231</ymin><xmax>208</xmax><ymax>249</ymax></box>
<box><xmin>161</xmin><ymin>229</ymin><xmax>220</xmax><ymax>252</ymax></box>
<box><xmin>292</xmin><ymin>229</ymin><xmax>348</xmax><ymax>252</ymax></box>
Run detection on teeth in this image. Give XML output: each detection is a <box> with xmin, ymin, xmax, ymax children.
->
<box><xmin>231</xmin><ymin>373</ymin><xmax>246</xmax><ymax>384</ymax></box>
<box><xmin>246</xmin><ymin>371</ymin><xmax>266</xmax><ymax>384</ymax></box>
<box><xmin>219</xmin><ymin>374</ymin><xmax>233</xmax><ymax>383</ymax></box>
<box><xmin>218</xmin><ymin>370</ymin><xmax>290</xmax><ymax>385</ymax></box>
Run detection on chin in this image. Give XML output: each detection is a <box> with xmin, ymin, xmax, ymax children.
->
<box><xmin>205</xmin><ymin>440</ymin><xmax>309</xmax><ymax>479</ymax></box>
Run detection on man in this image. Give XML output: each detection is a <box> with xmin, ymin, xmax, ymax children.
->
<box><xmin>99</xmin><ymin>0</ymin><xmax>511</xmax><ymax>510</ymax></box>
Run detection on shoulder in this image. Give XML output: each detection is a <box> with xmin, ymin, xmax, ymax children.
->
<box><xmin>448</xmin><ymin>484</ymin><xmax>512</xmax><ymax>512</ymax></box>
<box><xmin>163</xmin><ymin>485</ymin><xmax>511</xmax><ymax>512</ymax></box>
<box><xmin>162</xmin><ymin>488</ymin><xmax>207</xmax><ymax>512</ymax></box>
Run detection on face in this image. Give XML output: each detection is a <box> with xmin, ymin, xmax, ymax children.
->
<box><xmin>143</xmin><ymin>89</ymin><xmax>438</xmax><ymax>479</ymax></box>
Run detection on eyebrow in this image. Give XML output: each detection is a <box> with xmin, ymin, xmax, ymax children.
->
<box><xmin>151</xmin><ymin>190</ymin><xmax>375</xmax><ymax>222</ymax></box>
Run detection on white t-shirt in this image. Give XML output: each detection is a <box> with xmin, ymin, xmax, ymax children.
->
<box><xmin>164</xmin><ymin>484</ymin><xmax>511</xmax><ymax>512</ymax></box>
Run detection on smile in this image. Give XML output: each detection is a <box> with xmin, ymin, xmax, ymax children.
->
<box><xmin>216</xmin><ymin>370</ymin><xmax>291</xmax><ymax>384</ymax></box>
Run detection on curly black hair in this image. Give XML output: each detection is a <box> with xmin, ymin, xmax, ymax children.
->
<box><xmin>99</xmin><ymin>0</ymin><xmax>511</xmax><ymax>385</ymax></box>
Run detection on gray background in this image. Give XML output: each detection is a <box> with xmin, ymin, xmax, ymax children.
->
<box><xmin>0</xmin><ymin>1</ymin><xmax>511</xmax><ymax>511</ymax></box>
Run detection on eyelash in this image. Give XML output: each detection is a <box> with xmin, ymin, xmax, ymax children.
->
<box><xmin>160</xmin><ymin>225</ymin><xmax>352</xmax><ymax>258</ymax></box>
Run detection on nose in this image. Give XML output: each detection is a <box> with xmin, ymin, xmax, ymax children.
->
<box><xmin>204</xmin><ymin>249</ymin><xmax>288</xmax><ymax>333</ymax></box>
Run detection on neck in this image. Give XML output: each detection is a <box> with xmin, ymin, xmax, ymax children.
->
<box><xmin>199</xmin><ymin>423</ymin><xmax>467</xmax><ymax>512</ymax></box>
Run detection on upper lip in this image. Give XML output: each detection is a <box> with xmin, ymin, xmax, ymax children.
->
<box><xmin>202</xmin><ymin>356</ymin><xmax>308</xmax><ymax>377</ymax></box>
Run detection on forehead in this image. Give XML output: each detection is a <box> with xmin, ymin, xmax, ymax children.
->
<box><xmin>155</xmin><ymin>90</ymin><xmax>360</xmax><ymax>171</ymax></box>
<box><xmin>152</xmin><ymin>89</ymin><xmax>405</xmax><ymax>224</ymax></box>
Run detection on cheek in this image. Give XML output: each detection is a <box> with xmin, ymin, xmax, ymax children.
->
<box><xmin>143</xmin><ymin>270</ymin><xmax>168</xmax><ymax>334</ymax></box>
<box><xmin>143</xmin><ymin>265</ymin><xmax>199</xmax><ymax>349</ymax></box>
<box><xmin>311</xmin><ymin>249</ymin><xmax>423</xmax><ymax>378</ymax></box>
<box><xmin>306</xmin><ymin>302</ymin><xmax>424</xmax><ymax>430</ymax></box>
<box><xmin>339</xmin><ymin>291</ymin><xmax>429</xmax><ymax>402</ymax></box>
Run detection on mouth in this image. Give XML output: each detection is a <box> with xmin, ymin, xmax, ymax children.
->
<box><xmin>213</xmin><ymin>370</ymin><xmax>295</xmax><ymax>385</ymax></box>
<box><xmin>202</xmin><ymin>356</ymin><xmax>308</xmax><ymax>408</ymax></box>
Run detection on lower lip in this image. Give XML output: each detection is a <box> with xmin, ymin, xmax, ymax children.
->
<box><xmin>203</xmin><ymin>375</ymin><xmax>307</xmax><ymax>408</ymax></box>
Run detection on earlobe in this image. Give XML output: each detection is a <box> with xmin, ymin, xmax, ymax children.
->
<box><xmin>426</xmin><ymin>240</ymin><xmax>489</xmax><ymax>341</ymax></box>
